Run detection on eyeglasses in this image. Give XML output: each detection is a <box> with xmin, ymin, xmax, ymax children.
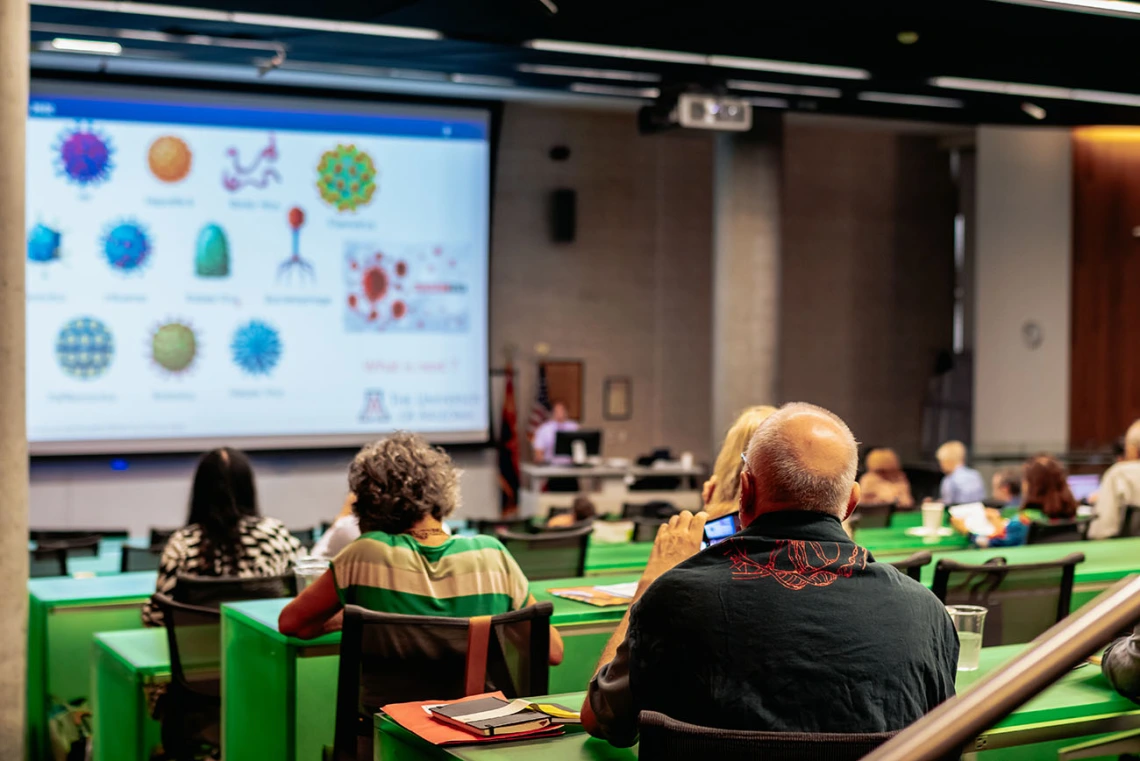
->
<box><xmin>740</xmin><ymin>452</ymin><xmax>748</xmax><ymax>471</ymax></box>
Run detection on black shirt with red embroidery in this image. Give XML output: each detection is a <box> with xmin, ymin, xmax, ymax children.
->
<box><xmin>586</xmin><ymin>509</ymin><xmax>959</xmax><ymax>747</ymax></box>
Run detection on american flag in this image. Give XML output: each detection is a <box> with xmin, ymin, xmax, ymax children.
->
<box><xmin>526</xmin><ymin>363</ymin><xmax>552</xmax><ymax>442</ymax></box>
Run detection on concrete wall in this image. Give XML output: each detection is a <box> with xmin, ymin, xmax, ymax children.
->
<box><xmin>973</xmin><ymin>126</ymin><xmax>1072</xmax><ymax>455</ymax></box>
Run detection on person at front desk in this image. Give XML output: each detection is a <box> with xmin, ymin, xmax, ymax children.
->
<box><xmin>533</xmin><ymin>401</ymin><xmax>579</xmax><ymax>464</ymax></box>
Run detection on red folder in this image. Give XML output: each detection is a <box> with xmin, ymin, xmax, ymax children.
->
<box><xmin>381</xmin><ymin>692</ymin><xmax>565</xmax><ymax>746</ymax></box>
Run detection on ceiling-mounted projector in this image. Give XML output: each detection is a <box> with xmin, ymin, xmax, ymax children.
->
<box><xmin>639</xmin><ymin>91</ymin><xmax>752</xmax><ymax>134</ymax></box>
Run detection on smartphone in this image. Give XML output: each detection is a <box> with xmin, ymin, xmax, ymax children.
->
<box><xmin>701</xmin><ymin>511</ymin><xmax>741</xmax><ymax>550</ymax></box>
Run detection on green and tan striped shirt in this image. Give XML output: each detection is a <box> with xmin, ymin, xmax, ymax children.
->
<box><xmin>330</xmin><ymin>531</ymin><xmax>531</xmax><ymax>617</ymax></box>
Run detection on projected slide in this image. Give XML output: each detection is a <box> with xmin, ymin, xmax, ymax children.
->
<box><xmin>25</xmin><ymin>83</ymin><xmax>491</xmax><ymax>454</ymax></box>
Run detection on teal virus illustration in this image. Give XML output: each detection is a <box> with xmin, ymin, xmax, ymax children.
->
<box><xmin>151</xmin><ymin>321</ymin><xmax>198</xmax><ymax>375</ymax></box>
<box><xmin>27</xmin><ymin>224</ymin><xmax>62</xmax><ymax>264</ymax></box>
<box><xmin>103</xmin><ymin>219</ymin><xmax>152</xmax><ymax>273</ymax></box>
<box><xmin>54</xmin><ymin>122</ymin><xmax>114</xmax><ymax>188</ymax></box>
<box><xmin>56</xmin><ymin>317</ymin><xmax>114</xmax><ymax>380</ymax></box>
<box><xmin>231</xmin><ymin>320</ymin><xmax>281</xmax><ymax>376</ymax></box>
<box><xmin>316</xmin><ymin>144</ymin><xmax>377</xmax><ymax>212</ymax></box>
<box><xmin>195</xmin><ymin>223</ymin><xmax>230</xmax><ymax>277</ymax></box>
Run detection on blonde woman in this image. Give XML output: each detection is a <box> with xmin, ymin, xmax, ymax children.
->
<box><xmin>858</xmin><ymin>448</ymin><xmax>915</xmax><ymax>507</ymax></box>
<box><xmin>701</xmin><ymin>405</ymin><xmax>777</xmax><ymax>517</ymax></box>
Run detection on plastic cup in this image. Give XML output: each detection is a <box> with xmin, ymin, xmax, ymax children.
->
<box><xmin>921</xmin><ymin>502</ymin><xmax>945</xmax><ymax>534</ymax></box>
<box><xmin>947</xmin><ymin>605</ymin><xmax>987</xmax><ymax>671</ymax></box>
<box><xmin>293</xmin><ymin>555</ymin><xmax>329</xmax><ymax>594</ymax></box>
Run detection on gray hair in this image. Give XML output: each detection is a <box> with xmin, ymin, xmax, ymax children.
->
<box><xmin>349</xmin><ymin>432</ymin><xmax>460</xmax><ymax>534</ymax></box>
<box><xmin>745</xmin><ymin>402</ymin><xmax>859</xmax><ymax>518</ymax></box>
<box><xmin>1126</xmin><ymin>420</ymin><xmax>1140</xmax><ymax>453</ymax></box>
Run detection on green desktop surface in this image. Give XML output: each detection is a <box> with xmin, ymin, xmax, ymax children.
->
<box><xmin>26</xmin><ymin>572</ymin><xmax>156</xmax><ymax>761</ymax></box>
<box><xmin>372</xmin><ymin>645</ymin><xmax>1140</xmax><ymax>761</ymax></box>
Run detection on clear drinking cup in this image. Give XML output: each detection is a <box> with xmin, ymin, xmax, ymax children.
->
<box><xmin>293</xmin><ymin>555</ymin><xmax>329</xmax><ymax>594</ymax></box>
<box><xmin>947</xmin><ymin>605</ymin><xmax>987</xmax><ymax>671</ymax></box>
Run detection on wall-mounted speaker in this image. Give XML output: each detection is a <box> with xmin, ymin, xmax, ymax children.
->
<box><xmin>551</xmin><ymin>188</ymin><xmax>576</xmax><ymax>244</ymax></box>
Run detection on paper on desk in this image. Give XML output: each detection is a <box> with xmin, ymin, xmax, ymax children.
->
<box><xmin>592</xmin><ymin>582</ymin><xmax>637</xmax><ymax>599</ymax></box>
<box><xmin>948</xmin><ymin>502</ymin><xmax>996</xmax><ymax>537</ymax></box>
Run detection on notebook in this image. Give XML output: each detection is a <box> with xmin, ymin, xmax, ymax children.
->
<box><xmin>430</xmin><ymin>697</ymin><xmax>552</xmax><ymax>737</ymax></box>
<box><xmin>383</xmin><ymin>692</ymin><xmax>564</xmax><ymax>746</ymax></box>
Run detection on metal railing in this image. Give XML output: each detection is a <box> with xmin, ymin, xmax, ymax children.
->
<box><xmin>863</xmin><ymin>574</ymin><xmax>1140</xmax><ymax>761</ymax></box>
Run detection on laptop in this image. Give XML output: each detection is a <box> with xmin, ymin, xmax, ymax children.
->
<box><xmin>1067</xmin><ymin>474</ymin><xmax>1100</xmax><ymax>503</ymax></box>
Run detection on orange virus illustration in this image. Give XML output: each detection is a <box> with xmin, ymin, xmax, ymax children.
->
<box><xmin>148</xmin><ymin>135</ymin><xmax>192</xmax><ymax>183</ymax></box>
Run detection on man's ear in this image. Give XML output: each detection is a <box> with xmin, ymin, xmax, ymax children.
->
<box><xmin>843</xmin><ymin>482</ymin><xmax>861</xmax><ymax>521</ymax></box>
<box><xmin>739</xmin><ymin>470</ymin><xmax>756</xmax><ymax>526</ymax></box>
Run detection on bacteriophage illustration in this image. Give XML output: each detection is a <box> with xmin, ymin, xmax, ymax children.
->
<box><xmin>102</xmin><ymin>219</ymin><xmax>152</xmax><ymax>273</ymax></box>
<box><xmin>56</xmin><ymin>317</ymin><xmax>114</xmax><ymax>380</ymax></box>
<box><xmin>231</xmin><ymin>319</ymin><xmax>282</xmax><ymax>376</ymax></box>
<box><xmin>150</xmin><ymin>321</ymin><xmax>198</xmax><ymax>375</ymax></box>
<box><xmin>54</xmin><ymin>122</ymin><xmax>114</xmax><ymax>189</ymax></box>
<box><xmin>27</xmin><ymin>223</ymin><xmax>62</xmax><ymax>264</ymax></box>
<box><xmin>278</xmin><ymin>206</ymin><xmax>313</xmax><ymax>282</ymax></box>
<box><xmin>316</xmin><ymin>144</ymin><xmax>377</xmax><ymax>212</ymax></box>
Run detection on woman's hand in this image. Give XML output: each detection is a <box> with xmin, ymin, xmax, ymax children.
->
<box><xmin>950</xmin><ymin>516</ymin><xmax>968</xmax><ymax>535</ymax></box>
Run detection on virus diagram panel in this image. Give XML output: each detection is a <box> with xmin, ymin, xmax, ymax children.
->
<box><xmin>25</xmin><ymin>86</ymin><xmax>492</xmax><ymax>451</ymax></box>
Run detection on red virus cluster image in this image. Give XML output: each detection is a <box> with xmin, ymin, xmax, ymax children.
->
<box><xmin>346</xmin><ymin>250</ymin><xmax>409</xmax><ymax>328</ymax></box>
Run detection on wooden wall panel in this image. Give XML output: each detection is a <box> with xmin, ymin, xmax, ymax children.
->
<box><xmin>1071</xmin><ymin>129</ymin><xmax>1140</xmax><ymax>448</ymax></box>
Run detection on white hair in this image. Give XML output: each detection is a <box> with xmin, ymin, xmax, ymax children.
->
<box><xmin>1126</xmin><ymin>420</ymin><xmax>1140</xmax><ymax>453</ymax></box>
<box><xmin>936</xmin><ymin>440</ymin><xmax>967</xmax><ymax>465</ymax></box>
<box><xmin>745</xmin><ymin>402</ymin><xmax>859</xmax><ymax>518</ymax></box>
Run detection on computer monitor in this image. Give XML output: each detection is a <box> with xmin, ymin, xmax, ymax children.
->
<box><xmin>554</xmin><ymin>430</ymin><xmax>602</xmax><ymax>457</ymax></box>
<box><xmin>1066</xmin><ymin>474</ymin><xmax>1100</xmax><ymax>503</ymax></box>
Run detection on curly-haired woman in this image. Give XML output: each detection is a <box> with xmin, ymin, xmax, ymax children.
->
<box><xmin>279</xmin><ymin>432</ymin><xmax>563</xmax><ymax>664</ymax></box>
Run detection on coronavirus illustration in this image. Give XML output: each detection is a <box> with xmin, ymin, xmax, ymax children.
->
<box><xmin>56</xmin><ymin>317</ymin><xmax>114</xmax><ymax>380</ymax></box>
<box><xmin>54</xmin><ymin>122</ymin><xmax>114</xmax><ymax>188</ymax></box>
<box><xmin>345</xmin><ymin>249</ymin><xmax>409</xmax><ymax>329</ymax></box>
<box><xmin>151</xmin><ymin>321</ymin><xmax>198</xmax><ymax>375</ymax></box>
<box><xmin>195</xmin><ymin>223</ymin><xmax>230</xmax><ymax>277</ymax></box>
<box><xmin>102</xmin><ymin>219</ymin><xmax>152</xmax><ymax>273</ymax></box>
<box><xmin>278</xmin><ymin>206</ymin><xmax>313</xmax><ymax>282</ymax></box>
<box><xmin>148</xmin><ymin>135</ymin><xmax>192</xmax><ymax>183</ymax></box>
<box><xmin>27</xmin><ymin>224</ymin><xmax>62</xmax><ymax>264</ymax></box>
<box><xmin>316</xmin><ymin>144</ymin><xmax>377</xmax><ymax>212</ymax></box>
<box><xmin>231</xmin><ymin>320</ymin><xmax>282</xmax><ymax>376</ymax></box>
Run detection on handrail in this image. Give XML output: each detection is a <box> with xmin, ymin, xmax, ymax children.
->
<box><xmin>862</xmin><ymin>574</ymin><xmax>1140</xmax><ymax>761</ymax></box>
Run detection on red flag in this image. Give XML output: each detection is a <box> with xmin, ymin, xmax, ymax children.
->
<box><xmin>498</xmin><ymin>366</ymin><xmax>520</xmax><ymax>515</ymax></box>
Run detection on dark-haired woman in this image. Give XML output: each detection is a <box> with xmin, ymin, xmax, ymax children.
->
<box><xmin>142</xmin><ymin>447</ymin><xmax>302</xmax><ymax>626</ymax></box>
<box><xmin>279</xmin><ymin>431</ymin><xmax>563</xmax><ymax>664</ymax></box>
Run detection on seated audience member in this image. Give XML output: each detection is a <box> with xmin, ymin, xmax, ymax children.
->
<box><xmin>935</xmin><ymin>440</ymin><xmax>986</xmax><ymax>505</ymax></box>
<box><xmin>952</xmin><ymin>456</ymin><xmax>1077</xmax><ymax>548</ymax></box>
<box><xmin>990</xmin><ymin>466</ymin><xmax>1023</xmax><ymax>507</ymax></box>
<box><xmin>142</xmin><ymin>447</ymin><xmax>303</xmax><ymax>626</ymax></box>
<box><xmin>858</xmin><ymin>447</ymin><xmax>914</xmax><ymax>507</ymax></box>
<box><xmin>1104</xmin><ymin>626</ymin><xmax>1140</xmax><ymax>703</ymax></box>
<box><xmin>312</xmin><ymin>492</ymin><xmax>362</xmax><ymax>559</ymax></box>
<box><xmin>1089</xmin><ymin>420</ymin><xmax>1140</xmax><ymax>539</ymax></box>
<box><xmin>547</xmin><ymin>496</ymin><xmax>597</xmax><ymax>529</ymax></box>
<box><xmin>278</xmin><ymin>432</ymin><xmax>564</xmax><ymax>664</ymax></box>
<box><xmin>532</xmin><ymin>401</ymin><xmax>579</xmax><ymax>464</ymax></box>
<box><xmin>701</xmin><ymin>405</ymin><xmax>777</xmax><ymax>518</ymax></box>
<box><xmin>584</xmin><ymin>403</ymin><xmax>958</xmax><ymax>746</ymax></box>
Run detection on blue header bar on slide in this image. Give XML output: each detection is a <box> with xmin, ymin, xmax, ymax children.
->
<box><xmin>28</xmin><ymin>94</ymin><xmax>488</xmax><ymax>140</ymax></box>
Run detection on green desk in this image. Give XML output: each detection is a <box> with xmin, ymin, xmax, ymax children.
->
<box><xmin>91</xmin><ymin>629</ymin><xmax>167</xmax><ymax>761</ymax></box>
<box><xmin>27</xmin><ymin>572</ymin><xmax>156</xmax><ymax>761</ymax></box>
<box><xmin>371</xmin><ymin>645</ymin><xmax>1140</xmax><ymax>761</ymax></box>
<box><xmin>584</xmin><ymin>542</ymin><xmax>651</xmax><ymax>575</ymax></box>
<box><xmin>219</xmin><ymin>575</ymin><xmax>637</xmax><ymax>761</ymax></box>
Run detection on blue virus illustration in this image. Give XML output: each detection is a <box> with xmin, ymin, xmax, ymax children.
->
<box><xmin>27</xmin><ymin>224</ymin><xmax>62</xmax><ymax>264</ymax></box>
<box><xmin>231</xmin><ymin>320</ymin><xmax>282</xmax><ymax>376</ymax></box>
<box><xmin>54</xmin><ymin>122</ymin><xmax>115</xmax><ymax>188</ymax></box>
<box><xmin>56</xmin><ymin>317</ymin><xmax>114</xmax><ymax>380</ymax></box>
<box><xmin>102</xmin><ymin>219</ymin><xmax>152</xmax><ymax>273</ymax></box>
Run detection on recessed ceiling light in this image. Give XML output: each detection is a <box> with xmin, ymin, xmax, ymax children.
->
<box><xmin>30</xmin><ymin>1</ymin><xmax>442</xmax><ymax>39</ymax></box>
<box><xmin>744</xmin><ymin>97</ymin><xmax>790</xmax><ymax>109</ymax></box>
<box><xmin>525</xmin><ymin>39</ymin><xmax>870</xmax><ymax>80</ymax></box>
<box><xmin>727</xmin><ymin>79</ymin><xmax>842</xmax><ymax>98</ymax></box>
<box><xmin>449</xmin><ymin>73</ymin><xmax>513</xmax><ymax>87</ymax></box>
<box><xmin>931</xmin><ymin>75</ymin><xmax>1140</xmax><ymax>107</ymax></box>
<box><xmin>989</xmin><ymin>0</ymin><xmax>1140</xmax><ymax>17</ymax></box>
<box><xmin>568</xmin><ymin>82</ymin><xmax>661</xmax><ymax>99</ymax></box>
<box><xmin>857</xmin><ymin>91</ymin><xmax>964</xmax><ymax>108</ymax></box>
<box><xmin>517</xmin><ymin>63</ymin><xmax>661</xmax><ymax>83</ymax></box>
<box><xmin>1021</xmin><ymin>102</ymin><xmax>1048</xmax><ymax>119</ymax></box>
<box><xmin>897</xmin><ymin>30</ymin><xmax>920</xmax><ymax>45</ymax></box>
<box><xmin>50</xmin><ymin>37</ymin><xmax>122</xmax><ymax>55</ymax></box>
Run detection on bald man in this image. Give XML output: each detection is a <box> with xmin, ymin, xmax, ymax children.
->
<box><xmin>583</xmin><ymin>403</ymin><xmax>958</xmax><ymax>746</ymax></box>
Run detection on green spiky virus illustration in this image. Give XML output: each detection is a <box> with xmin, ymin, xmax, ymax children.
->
<box><xmin>151</xmin><ymin>321</ymin><xmax>197</xmax><ymax>374</ymax></box>
<box><xmin>316</xmin><ymin>144</ymin><xmax>377</xmax><ymax>212</ymax></box>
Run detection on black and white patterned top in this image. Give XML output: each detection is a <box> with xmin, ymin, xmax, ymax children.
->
<box><xmin>141</xmin><ymin>515</ymin><xmax>302</xmax><ymax>626</ymax></box>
